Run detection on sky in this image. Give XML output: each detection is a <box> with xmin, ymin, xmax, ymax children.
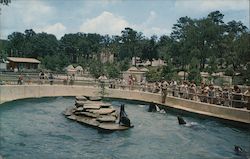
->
<box><xmin>0</xmin><ymin>0</ymin><xmax>249</xmax><ymax>39</ymax></box>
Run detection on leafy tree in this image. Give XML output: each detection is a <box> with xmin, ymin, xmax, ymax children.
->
<box><xmin>146</xmin><ymin>68</ymin><xmax>161</xmax><ymax>82</ymax></box>
<box><xmin>207</xmin><ymin>56</ymin><xmax>218</xmax><ymax>75</ymax></box>
<box><xmin>105</xmin><ymin>63</ymin><xmax>120</xmax><ymax>79</ymax></box>
<box><xmin>243</xmin><ymin>63</ymin><xmax>250</xmax><ymax>85</ymax></box>
<box><xmin>89</xmin><ymin>60</ymin><xmax>104</xmax><ymax>78</ymax></box>
<box><xmin>119</xmin><ymin>27</ymin><xmax>143</xmax><ymax>64</ymax></box>
<box><xmin>7</xmin><ymin>32</ymin><xmax>25</xmax><ymax>57</ymax></box>
<box><xmin>161</xmin><ymin>61</ymin><xmax>179</xmax><ymax>81</ymax></box>
<box><xmin>0</xmin><ymin>39</ymin><xmax>8</xmax><ymax>59</ymax></box>
<box><xmin>118</xmin><ymin>58</ymin><xmax>130</xmax><ymax>71</ymax></box>
<box><xmin>157</xmin><ymin>35</ymin><xmax>172</xmax><ymax>61</ymax></box>
<box><xmin>141</xmin><ymin>35</ymin><xmax>158</xmax><ymax>65</ymax></box>
<box><xmin>188</xmin><ymin>57</ymin><xmax>201</xmax><ymax>84</ymax></box>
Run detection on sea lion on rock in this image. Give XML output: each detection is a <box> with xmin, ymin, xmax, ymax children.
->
<box><xmin>119</xmin><ymin>104</ymin><xmax>132</xmax><ymax>127</ymax></box>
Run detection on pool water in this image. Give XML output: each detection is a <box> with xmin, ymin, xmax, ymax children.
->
<box><xmin>0</xmin><ymin>97</ymin><xmax>249</xmax><ymax>159</ymax></box>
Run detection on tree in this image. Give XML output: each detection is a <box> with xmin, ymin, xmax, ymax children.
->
<box><xmin>146</xmin><ymin>68</ymin><xmax>161</xmax><ymax>82</ymax></box>
<box><xmin>223</xmin><ymin>20</ymin><xmax>248</xmax><ymax>81</ymax></box>
<box><xmin>105</xmin><ymin>63</ymin><xmax>120</xmax><ymax>79</ymax></box>
<box><xmin>0</xmin><ymin>40</ymin><xmax>8</xmax><ymax>59</ymax></box>
<box><xmin>119</xmin><ymin>27</ymin><xmax>143</xmax><ymax>65</ymax></box>
<box><xmin>118</xmin><ymin>58</ymin><xmax>130</xmax><ymax>71</ymax></box>
<box><xmin>89</xmin><ymin>60</ymin><xmax>104</xmax><ymax>78</ymax></box>
<box><xmin>7</xmin><ymin>32</ymin><xmax>25</xmax><ymax>57</ymax></box>
<box><xmin>141</xmin><ymin>35</ymin><xmax>158</xmax><ymax>65</ymax></box>
<box><xmin>157</xmin><ymin>35</ymin><xmax>172</xmax><ymax>61</ymax></box>
<box><xmin>188</xmin><ymin>57</ymin><xmax>201</xmax><ymax>84</ymax></box>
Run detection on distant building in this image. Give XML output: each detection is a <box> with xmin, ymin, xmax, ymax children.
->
<box><xmin>132</xmin><ymin>57</ymin><xmax>166</xmax><ymax>67</ymax></box>
<box><xmin>7</xmin><ymin>57</ymin><xmax>41</xmax><ymax>71</ymax></box>
<box><xmin>123</xmin><ymin>67</ymin><xmax>149</xmax><ymax>82</ymax></box>
<box><xmin>132</xmin><ymin>57</ymin><xmax>142</xmax><ymax>66</ymax></box>
<box><xmin>65</xmin><ymin>65</ymin><xmax>76</xmax><ymax>75</ymax></box>
<box><xmin>65</xmin><ymin>65</ymin><xmax>84</xmax><ymax>76</ymax></box>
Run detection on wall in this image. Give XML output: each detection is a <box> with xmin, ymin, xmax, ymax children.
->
<box><xmin>0</xmin><ymin>85</ymin><xmax>249</xmax><ymax>124</ymax></box>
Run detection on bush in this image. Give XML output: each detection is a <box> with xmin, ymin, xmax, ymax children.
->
<box><xmin>146</xmin><ymin>68</ymin><xmax>161</xmax><ymax>82</ymax></box>
<box><xmin>188</xmin><ymin>68</ymin><xmax>201</xmax><ymax>85</ymax></box>
<box><xmin>224</xmin><ymin>67</ymin><xmax>234</xmax><ymax>76</ymax></box>
<box><xmin>105</xmin><ymin>63</ymin><xmax>120</xmax><ymax>79</ymax></box>
<box><xmin>89</xmin><ymin>60</ymin><xmax>104</xmax><ymax>78</ymax></box>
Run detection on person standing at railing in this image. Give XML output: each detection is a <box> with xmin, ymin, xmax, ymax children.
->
<box><xmin>232</xmin><ymin>85</ymin><xmax>243</xmax><ymax>108</ymax></box>
<box><xmin>98</xmin><ymin>74</ymin><xmax>107</xmax><ymax>88</ymax></box>
<box><xmin>39</xmin><ymin>71</ymin><xmax>45</xmax><ymax>85</ymax></box>
<box><xmin>161</xmin><ymin>80</ymin><xmax>168</xmax><ymax>103</ymax></box>
<box><xmin>170</xmin><ymin>80</ymin><xmax>177</xmax><ymax>97</ymax></box>
<box><xmin>208</xmin><ymin>84</ymin><xmax>216</xmax><ymax>104</ymax></box>
<box><xmin>198</xmin><ymin>82</ymin><xmax>205</xmax><ymax>102</ymax></box>
<box><xmin>153</xmin><ymin>82</ymin><xmax>160</xmax><ymax>93</ymax></box>
<box><xmin>17</xmin><ymin>74</ymin><xmax>23</xmax><ymax>85</ymax></box>
<box><xmin>216</xmin><ymin>87</ymin><xmax>223</xmax><ymax>105</ymax></box>
<box><xmin>222</xmin><ymin>86</ymin><xmax>230</xmax><ymax>106</ymax></box>
<box><xmin>188</xmin><ymin>81</ymin><xmax>197</xmax><ymax>100</ymax></box>
<box><xmin>183</xmin><ymin>81</ymin><xmax>189</xmax><ymax>99</ymax></box>
<box><xmin>179</xmin><ymin>81</ymin><xmax>186</xmax><ymax>98</ymax></box>
<box><xmin>243</xmin><ymin>88</ymin><xmax>250</xmax><ymax>110</ymax></box>
<box><xmin>26</xmin><ymin>73</ymin><xmax>31</xmax><ymax>85</ymax></box>
<box><xmin>128</xmin><ymin>75</ymin><xmax>133</xmax><ymax>90</ymax></box>
<box><xmin>121</xmin><ymin>78</ymin><xmax>126</xmax><ymax>90</ymax></box>
<box><xmin>48</xmin><ymin>73</ymin><xmax>54</xmax><ymax>85</ymax></box>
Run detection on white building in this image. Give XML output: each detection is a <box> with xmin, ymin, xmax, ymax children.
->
<box><xmin>122</xmin><ymin>67</ymin><xmax>149</xmax><ymax>83</ymax></box>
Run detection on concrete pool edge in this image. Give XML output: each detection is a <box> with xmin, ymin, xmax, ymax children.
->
<box><xmin>0</xmin><ymin>85</ymin><xmax>249</xmax><ymax>125</ymax></box>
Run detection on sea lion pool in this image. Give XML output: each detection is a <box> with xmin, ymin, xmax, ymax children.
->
<box><xmin>0</xmin><ymin>97</ymin><xmax>249</xmax><ymax>159</ymax></box>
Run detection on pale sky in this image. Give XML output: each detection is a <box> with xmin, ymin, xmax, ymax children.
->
<box><xmin>0</xmin><ymin>0</ymin><xmax>249</xmax><ymax>39</ymax></box>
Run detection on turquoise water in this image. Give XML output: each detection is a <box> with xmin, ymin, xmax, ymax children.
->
<box><xmin>0</xmin><ymin>97</ymin><xmax>249</xmax><ymax>159</ymax></box>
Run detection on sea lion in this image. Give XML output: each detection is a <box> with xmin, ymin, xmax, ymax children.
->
<box><xmin>177</xmin><ymin>116</ymin><xmax>187</xmax><ymax>125</ymax></box>
<box><xmin>234</xmin><ymin>145</ymin><xmax>248</xmax><ymax>158</ymax></box>
<box><xmin>148</xmin><ymin>103</ymin><xmax>157</xmax><ymax>112</ymax></box>
<box><xmin>119</xmin><ymin>104</ymin><xmax>132</xmax><ymax>127</ymax></box>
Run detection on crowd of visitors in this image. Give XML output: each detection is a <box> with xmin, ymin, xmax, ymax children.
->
<box><xmin>14</xmin><ymin>72</ymin><xmax>249</xmax><ymax>110</ymax></box>
<box><xmin>107</xmin><ymin>77</ymin><xmax>249</xmax><ymax>110</ymax></box>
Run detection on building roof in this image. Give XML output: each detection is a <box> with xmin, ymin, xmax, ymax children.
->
<box><xmin>140</xmin><ymin>67</ymin><xmax>149</xmax><ymax>72</ymax></box>
<box><xmin>178</xmin><ymin>71</ymin><xmax>188</xmax><ymax>76</ymax></box>
<box><xmin>66</xmin><ymin>65</ymin><xmax>74</xmax><ymax>70</ymax></box>
<box><xmin>127</xmin><ymin>66</ymin><xmax>139</xmax><ymax>71</ymax></box>
<box><xmin>75</xmin><ymin>66</ymin><xmax>83</xmax><ymax>71</ymax></box>
<box><xmin>7</xmin><ymin>57</ymin><xmax>41</xmax><ymax>63</ymax></box>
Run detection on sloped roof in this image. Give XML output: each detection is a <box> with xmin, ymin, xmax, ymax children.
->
<box><xmin>75</xmin><ymin>66</ymin><xmax>83</xmax><ymax>71</ymax></box>
<box><xmin>7</xmin><ymin>57</ymin><xmax>41</xmax><ymax>63</ymax></box>
<box><xmin>140</xmin><ymin>68</ymin><xmax>149</xmax><ymax>72</ymax></box>
<box><xmin>127</xmin><ymin>66</ymin><xmax>139</xmax><ymax>71</ymax></box>
<box><xmin>66</xmin><ymin>65</ymin><xmax>74</xmax><ymax>70</ymax></box>
<box><xmin>178</xmin><ymin>71</ymin><xmax>188</xmax><ymax>76</ymax></box>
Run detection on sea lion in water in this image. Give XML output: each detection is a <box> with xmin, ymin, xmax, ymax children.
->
<box><xmin>177</xmin><ymin>116</ymin><xmax>187</xmax><ymax>125</ymax></box>
<box><xmin>119</xmin><ymin>104</ymin><xmax>132</xmax><ymax>127</ymax></box>
<box><xmin>234</xmin><ymin>145</ymin><xmax>248</xmax><ymax>158</ymax></box>
<box><xmin>148</xmin><ymin>103</ymin><xmax>157</xmax><ymax>112</ymax></box>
